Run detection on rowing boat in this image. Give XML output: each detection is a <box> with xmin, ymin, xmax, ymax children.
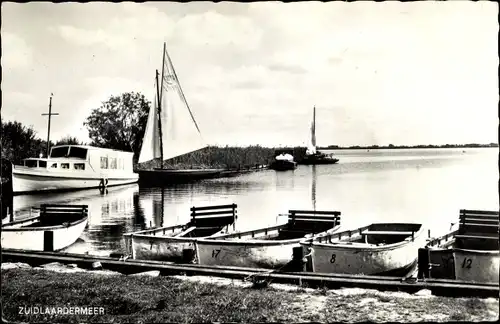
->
<box><xmin>418</xmin><ymin>209</ymin><xmax>499</xmax><ymax>284</ymax></box>
<box><xmin>301</xmin><ymin>223</ymin><xmax>425</xmax><ymax>276</ymax></box>
<box><xmin>123</xmin><ymin>204</ymin><xmax>237</xmax><ymax>262</ymax></box>
<box><xmin>1</xmin><ymin>204</ymin><xmax>89</xmax><ymax>251</ymax></box>
<box><xmin>195</xmin><ymin>210</ymin><xmax>341</xmax><ymax>269</ymax></box>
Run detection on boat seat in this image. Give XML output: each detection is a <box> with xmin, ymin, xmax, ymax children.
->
<box><xmin>362</xmin><ymin>230</ymin><xmax>415</xmax><ymax>236</ymax></box>
<box><xmin>455</xmin><ymin>234</ymin><xmax>499</xmax><ymax>240</ymax></box>
<box><xmin>173</xmin><ymin>226</ymin><xmax>196</xmax><ymax>237</ymax></box>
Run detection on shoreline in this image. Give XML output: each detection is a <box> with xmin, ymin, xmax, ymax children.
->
<box><xmin>1</xmin><ymin>263</ymin><xmax>498</xmax><ymax>323</ymax></box>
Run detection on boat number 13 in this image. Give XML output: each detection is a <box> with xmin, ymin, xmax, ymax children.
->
<box><xmin>461</xmin><ymin>258</ymin><xmax>472</xmax><ymax>269</ymax></box>
<box><xmin>330</xmin><ymin>254</ymin><xmax>336</xmax><ymax>263</ymax></box>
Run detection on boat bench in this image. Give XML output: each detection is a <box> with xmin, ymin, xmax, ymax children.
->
<box><xmin>287</xmin><ymin>210</ymin><xmax>341</xmax><ymax>229</ymax></box>
<box><xmin>39</xmin><ymin>204</ymin><xmax>88</xmax><ymax>224</ymax></box>
<box><xmin>189</xmin><ymin>203</ymin><xmax>237</xmax><ymax>229</ymax></box>
<box><xmin>361</xmin><ymin>230</ymin><xmax>415</xmax><ymax>236</ymax></box>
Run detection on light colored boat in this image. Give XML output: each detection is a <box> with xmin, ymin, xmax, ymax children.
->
<box><xmin>1</xmin><ymin>204</ymin><xmax>89</xmax><ymax>251</ymax></box>
<box><xmin>418</xmin><ymin>209</ymin><xmax>499</xmax><ymax>284</ymax></box>
<box><xmin>195</xmin><ymin>210</ymin><xmax>341</xmax><ymax>269</ymax></box>
<box><xmin>12</xmin><ymin>145</ymin><xmax>138</xmax><ymax>194</ymax></box>
<box><xmin>123</xmin><ymin>204</ymin><xmax>237</xmax><ymax>262</ymax></box>
<box><xmin>301</xmin><ymin>223</ymin><xmax>425</xmax><ymax>276</ymax></box>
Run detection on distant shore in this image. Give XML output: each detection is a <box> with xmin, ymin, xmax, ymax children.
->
<box><xmin>320</xmin><ymin>143</ymin><xmax>498</xmax><ymax>150</ymax></box>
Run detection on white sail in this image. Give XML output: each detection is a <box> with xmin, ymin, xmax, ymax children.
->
<box><xmin>306</xmin><ymin>106</ymin><xmax>317</xmax><ymax>155</ymax></box>
<box><xmin>138</xmin><ymin>81</ymin><xmax>161</xmax><ymax>163</ymax></box>
<box><xmin>138</xmin><ymin>43</ymin><xmax>207</xmax><ymax>164</ymax></box>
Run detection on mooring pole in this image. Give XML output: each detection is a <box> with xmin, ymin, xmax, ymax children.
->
<box><xmin>41</xmin><ymin>93</ymin><xmax>59</xmax><ymax>157</ymax></box>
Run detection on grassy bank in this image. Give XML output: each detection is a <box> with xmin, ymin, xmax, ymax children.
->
<box><xmin>1</xmin><ymin>268</ymin><xmax>498</xmax><ymax>323</ymax></box>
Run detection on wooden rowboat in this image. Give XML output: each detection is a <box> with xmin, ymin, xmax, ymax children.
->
<box><xmin>195</xmin><ymin>210</ymin><xmax>341</xmax><ymax>269</ymax></box>
<box><xmin>123</xmin><ymin>204</ymin><xmax>237</xmax><ymax>262</ymax></box>
<box><xmin>418</xmin><ymin>209</ymin><xmax>499</xmax><ymax>284</ymax></box>
<box><xmin>1</xmin><ymin>204</ymin><xmax>88</xmax><ymax>252</ymax></box>
<box><xmin>301</xmin><ymin>223</ymin><xmax>425</xmax><ymax>276</ymax></box>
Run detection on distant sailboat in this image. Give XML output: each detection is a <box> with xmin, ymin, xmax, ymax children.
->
<box><xmin>137</xmin><ymin>43</ymin><xmax>223</xmax><ymax>184</ymax></box>
<box><xmin>301</xmin><ymin>106</ymin><xmax>339</xmax><ymax>165</ymax></box>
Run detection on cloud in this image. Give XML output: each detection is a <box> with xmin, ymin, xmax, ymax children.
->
<box><xmin>1</xmin><ymin>32</ymin><xmax>32</xmax><ymax>68</ymax></box>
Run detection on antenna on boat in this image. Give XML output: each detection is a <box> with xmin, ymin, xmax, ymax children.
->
<box><xmin>41</xmin><ymin>93</ymin><xmax>59</xmax><ymax>157</ymax></box>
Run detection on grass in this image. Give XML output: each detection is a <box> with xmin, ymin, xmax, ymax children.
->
<box><xmin>135</xmin><ymin>145</ymin><xmax>307</xmax><ymax>170</ymax></box>
<box><xmin>1</xmin><ymin>268</ymin><xmax>498</xmax><ymax>323</ymax></box>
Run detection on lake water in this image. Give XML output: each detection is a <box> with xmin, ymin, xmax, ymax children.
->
<box><xmin>8</xmin><ymin>148</ymin><xmax>498</xmax><ymax>257</ymax></box>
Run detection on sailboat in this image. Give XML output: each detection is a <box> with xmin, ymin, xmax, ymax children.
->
<box><xmin>137</xmin><ymin>43</ymin><xmax>224</xmax><ymax>184</ymax></box>
<box><xmin>300</xmin><ymin>106</ymin><xmax>339</xmax><ymax>165</ymax></box>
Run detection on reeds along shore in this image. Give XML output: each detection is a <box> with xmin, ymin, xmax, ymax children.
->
<box><xmin>135</xmin><ymin>146</ymin><xmax>308</xmax><ymax>170</ymax></box>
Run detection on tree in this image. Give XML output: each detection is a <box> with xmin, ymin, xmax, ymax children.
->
<box><xmin>56</xmin><ymin>136</ymin><xmax>84</xmax><ymax>146</ymax></box>
<box><xmin>84</xmin><ymin>92</ymin><xmax>151</xmax><ymax>160</ymax></box>
<box><xmin>0</xmin><ymin>119</ymin><xmax>46</xmax><ymax>164</ymax></box>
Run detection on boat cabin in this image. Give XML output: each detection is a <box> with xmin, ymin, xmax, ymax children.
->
<box><xmin>19</xmin><ymin>145</ymin><xmax>134</xmax><ymax>173</ymax></box>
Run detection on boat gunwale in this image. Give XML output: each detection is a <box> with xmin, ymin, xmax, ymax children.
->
<box><xmin>1</xmin><ymin>215</ymin><xmax>88</xmax><ymax>232</ymax></box>
<box><xmin>195</xmin><ymin>224</ymin><xmax>342</xmax><ymax>247</ymax></box>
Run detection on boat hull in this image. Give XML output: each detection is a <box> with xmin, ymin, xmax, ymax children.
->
<box><xmin>137</xmin><ymin>169</ymin><xmax>223</xmax><ymax>185</ymax></box>
<box><xmin>12</xmin><ymin>169</ymin><xmax>138</xmax><ymax>194</ymax></box>
<box><xmin>127</xmin><ymin>234</ymin><xmax>198</xmax><ymax>262</ymax></box>
<box><xmin>304</xmin><ymin>224</ymin><xmax>425</xmax><ymax>276</ymax></box>
<box><xmin>195</xmin><ymin>239</ymin><xmax>302</xmax><ymax>269</ymax></box>
<box><xmin>306</xmin><ymin>240</ymin><xmax>422</xmax><ymax>275</ymax></box>
<box><xmin>269</xmin><ymin>161</ymin><xmax>297</xmax><ymax>171</ymax></box>
<box><xmin>1</xmin><ymin>218</ymin><xmax>88</xmax><ymax>251</ymax></box>
<box><xmin>423</xmin><ymin>247</ymin><xmax>499</xmax><ymax>284</ymax></box>
<box><xmin>300</xmin><ymin>158</ymin><xmax>339</xmax><ymax>165</ymax></box>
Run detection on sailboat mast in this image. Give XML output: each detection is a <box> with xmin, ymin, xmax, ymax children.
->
<box><xmin>155</xmin><ymin>43</ymin><xmax>167</xmax><ymax>169</ymax></box>
<box><xmin>155</xmin><ymin>69</ymin><xmax>164</xmax><ymax>168</ymax></box>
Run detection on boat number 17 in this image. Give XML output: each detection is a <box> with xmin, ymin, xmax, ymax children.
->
<box><xmin>212</xmin><ymin>249</ymin><xmax>221</xmax><ymax>258</ymax></box>
<box><xmin>461</xmin><ymin>258</ymin><xmax>472</xmax><ymax>269</ymax></box>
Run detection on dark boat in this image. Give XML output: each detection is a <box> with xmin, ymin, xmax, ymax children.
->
<box><xmin>299</xmin><ymin>106</ymin><xmax>339</xmax><ymax>165</ymax></box>
<box><xmin>301</xmin><ymin>151</ymin><xmax>339</xmax><ymax>165</ymax></box>
<box><xmin>269</xmin><ymin>153</ymin><xmax>297</xmax><ymax>171</ymax></box>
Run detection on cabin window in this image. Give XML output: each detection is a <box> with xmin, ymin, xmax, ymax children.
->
<box><xmin>39</xmin><ymin>161</ymin><xmax>47</xmax><ymax>168</ymax></box>
<box><xmin>100</xmin><ymin>157</ymin><xmax>108</xmax><ymax>169</ymax></box>
<box><xmin>74</xmin><ymin>163</ymin><xmax>85</xmax><ymax>170</ymax></box>
<box><xmin>110</xmin><ymin>158</ymin><xmax>117</xmax><ymax>169</ymax></box>
<box><xmin>24</xmin><ymin>160</ymin><xmax>37</xmax><ymax>167</ymax></box>
<box><xmin>61</xmin><ymin>163</ymin><xmax>70</xmax><ymax>169</ymax></box>
<box><xmin>50</xmin><ymin>163</ymin><xmax>58</xmax><ymax>168</ymax></box>
<box><xmin>50</xmin><ymin>147</ymin><xmax>69</xmax><ymax>158</ymax></box>
<box><xmin>68</xmin><ymin>147</ymin><xmax>88</xmax><ymax>159</ymax></box>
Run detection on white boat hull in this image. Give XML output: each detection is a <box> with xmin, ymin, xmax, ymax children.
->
<box><xmin>12</xmin><ymin>168</ymin><xmax>138</xmax><ymax>194</ymax></box>
<box><xmin>304</xmin><ymin>224</ymin><xmax>426</xmax><ymax>276</ymax></box>
<box><xmin>425</xmin><ymin>248</ymin><xmax>499</xmax><ymax>284</ymax></box>
<box><xmin>1</xmin><ymin>218</ymin><xmax>88</xmax><ymax>251</ymax></box>
<box><xmin>195</xmin><ymin>239</ymin><xmax>302</xmax><ymax>269</ymax></box>
<box><xmin>307</xmin><ymin>239</ymin><xmax>423</xmax><ymax>275</ymax></box>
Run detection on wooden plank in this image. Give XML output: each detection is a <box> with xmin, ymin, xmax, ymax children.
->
<box><xmin>289</xmin><ymin>210</ymin><xmax>341</xmax><ymax>216</ymax></box>
<box><xmin>460</xmin><ymin>209</ymin><xmax>499</xmax><ymax>216</ymax></box>
<box><xmin>190</xmin><ymin>204</ymin><xmax>237</xmax><ymax>212</ymax></box>
<box><xmin>362</xmin><ymin>230</ymin><xmax>414</xmax><ymax>236</ymax></box>
<box><xmin>191</xmin><ymin>210</ymin><xmax>236</xmax><ymax>217</ymax></box>
<box><xmin>460</xmin><ymin>218</ymin><xmax>498</xmax><ymax>224</ymax></box>
<box><xmin>459</xmin><ymin>223</ymin><xmax>499</xmax><ymax>228</ymax></box>
<box><xmin>289</xmin><ymin>218</ymin><xmax>340</xmax><ymax>223</ymax></box>
<box><xmin>2</xmin><ymin>249</ymin><xmax>497</xmax><ymax>298</ymax></box>
<box><xmin>455</xmin><ymin>234</ymin><xmax>499</xmax><ymax>240</ymax></box>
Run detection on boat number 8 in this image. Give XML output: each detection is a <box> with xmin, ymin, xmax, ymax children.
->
<box><xmin>461</xmin><ymin>258</ymin><xmax>472</xmax><ymax>269</ymax></box>
<box><xmin>330</xmin><ymin>254</ymin><xmax>336</xmax><ymax>263</ymax></box>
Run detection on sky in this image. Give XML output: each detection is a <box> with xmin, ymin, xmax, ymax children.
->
<box><xmin>1</xmin><ymin>1</ymin><xmax>498</xmax><ymax>147</ymax></box>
